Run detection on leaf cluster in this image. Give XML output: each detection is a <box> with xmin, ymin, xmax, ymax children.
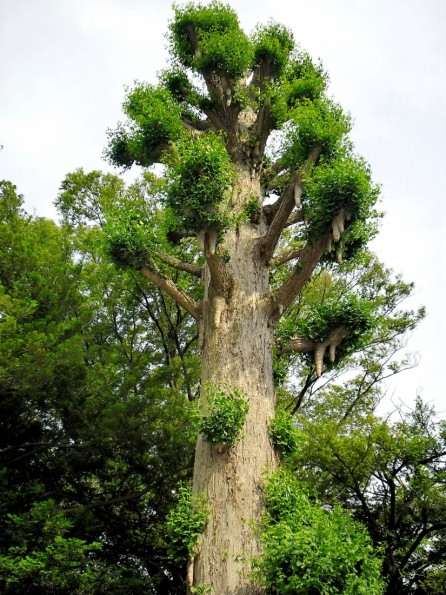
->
<box><xmin>166</xmin><ymin>131</ymin><xmax>233</xmax><ymax>232</ymax></box>
<box><xmin>254</xmin><ymin>469</ymin><xmax>385</xmax><ymax>594</ymax></box>
<box><xmin>303</xmin><ymin>157</ymin><xmax>381</xmax><ymax>242</ymax></box>
<box><xmin>251</xmin><ymin>22</ymin><xmax>295</xmax><ymax>77</ymax></box>
<box><xmin>270</xmin><ymin>408</ymin><xmax>301</xmax><ymax>457</ymax></box>
<box><xmin>103</xmin><ymin>203</ymin><xmax>159</xmax><ymax>268</ymax></box>
<box><xmin>165</xmin><ymin>484</ymin><xmax>208</xmax><ymax>563</ymax></box>
<box><xmin>281</xmin><ymin>99</ymin><xmax>351</xmax><ymax>168</ymax></box>
<box><xmin>272</xmin><ymin>52</ymin><xmax>327</xmax><ymax>118</ymax></box>
<box><xmin>105</xmin><ymin>84</ymin><xmax>184</xmax><ymax>168</ymax></box>
<box><xmin>168</xmin><ymin>1</ymin><xmax>252</xmax><ymax>79</ymax></box>
<box><xmin>298</xmin><ymin>293</ymin><xmax>375</xmax><ymax>355</ymax></box>
<box><xmin>199</xmin><ymin>384</ymin><xmax>249</xmax><ymax>445</ymax></box>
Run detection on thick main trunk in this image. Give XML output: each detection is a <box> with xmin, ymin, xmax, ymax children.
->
<box><xmin>191</xmin><ymin>170</ymin><xmax>278</xmax><ymax>593</ymax></box>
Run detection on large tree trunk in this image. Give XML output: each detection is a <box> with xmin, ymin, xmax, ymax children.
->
<box><xmin>191</xmin><ymin>168</ymin><xmax>278</xmax><ymax>593</ymax></box>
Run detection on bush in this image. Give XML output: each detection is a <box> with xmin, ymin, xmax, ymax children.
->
<box><xmin>254</xmin><ymin>469</ymin><xmax>385</xmax><ymax>595</ymax></box>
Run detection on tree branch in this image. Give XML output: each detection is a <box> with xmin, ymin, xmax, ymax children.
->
<box><xmin>156</xmin><ymin>251</ymin><xmax>203</xmax><ymax>278</ymax></box>
<box><xmin>260</xmin><ymin>145</ymin><xmax>322</xmax><ymax>263</ymax></box>
<box><xmin>272</xmin><ymin>233</ymin><xmax>330</xmax><ymax>315</ymax></box>
<box><xmin>140</xmin><ymin>266</ymin><xmax>201</xmax><ymax>320</ymax></box>
<box><xmin>270</xmin><ymin>245</ymin><xmax>305</xmax><ymax>267</ymax></box>
<box><xmin>279</xmin><ymin>325</ymin><xmax>349</xmax><ymax>377</ymax></box>
<box><xmin>285</xmin><ymin>210</ymin><xmax>304</xmax><ymax>227</ymax></box>
<box><xmin>280</xmin><ymin>336</ymin><xmax>315</xmax><ymax>354</ymax></box>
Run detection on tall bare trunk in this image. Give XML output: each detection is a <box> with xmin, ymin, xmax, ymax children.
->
<box><xmin>191</xmin><ymin>169</ymin><xmax>278</xmax><ymax>593</ymax></box>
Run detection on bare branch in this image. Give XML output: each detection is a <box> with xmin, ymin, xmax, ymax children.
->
<box><xmin>280</xmin><ymin>336</ymin><xmax>316</xmax><ymax>354</ymax></box>
<box><xmin>272</xmin><ymin>233</ymin><xmax>330</xmax><ymax>315</ymax></box>
<box><xmin>279</xmin><ymin>326</ymin><xmax>349</xmax><ymax>378</ymax></box>
<box><xmin>260</xmin><ymin>146</ymin><xmax>322</xmax><ymax>263</ymax></box>
<box><xmin>270</xmin><ymin>245</ymin><xmax>305</xmax><ymax>267</ymax></box>
<box><xmin>156</xmin><ymin>251</ymin><xmax>203</xmax><ymax>278</ymax></box>
<box><xmin>140</xmin><ymin>266</ymin><xmax>201</xmax><ymax>320</ymax></box>
<box><xmin>285</xmin><ymin>210</ymin><xmax>304</xmax><ymax>227</ymax></box>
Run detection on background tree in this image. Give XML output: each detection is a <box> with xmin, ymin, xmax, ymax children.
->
<box><xmin>0</xmin><ymin>179</ymin><xmax>199</xmax><ymax>593</ymax></box>
<box><xmin>289</xmin><ymin>391</ymin><xmax>446</xmax><ymax>595</ymax></box>
<box><xmin>102</xmin><ymin>2</ymin><xmax>405</xmax><ymax>591</ymax></box>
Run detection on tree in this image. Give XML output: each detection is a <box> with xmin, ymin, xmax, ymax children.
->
<box><xmin>291</xmin><ymin>391</ymin><xmax>446</xmax><ymax>594</ymax></box>
<box><xmin>102</xmin><ymin>2</ymin><xmax>408</xmax><ymax>591</ymax></box>
<box><xmin>0</xmin><ymin>179</ymin><xmax>198</xmax><ymax>592</ymax></box>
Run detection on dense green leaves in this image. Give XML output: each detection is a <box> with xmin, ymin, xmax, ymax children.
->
<box><xmin>165</xmin><ymin>485</ymin><xmax>208</xmax><ymax>563</ymax></box>
<box><xmin>169</xmin><ymin>1</ymin><xmax>252</xmax><ymax>78</ymax></box>
<box><xmin>296</xmin><ymin>293</ymin><xmax>375</xmax><ymax>352</ymax></box>
<box><xmin>291</xmin><ymin>395</ymin><xmax>446</xmax><ymax>594</ymax></box>
<box><xmin>255</xmin><ymin>469</ymin><xmax>385</xmax><ymax>594</ymax></box>
<box><xmin>270</xmin><ymin>408</ymin><xmax>301</xmax><ymax>457</ymax></box>
<box><xmin>106</xmin><ymin>84</ymin><xmax>184</xmax><ymax>169</ymax></box>
<box><xmin>251</xmin><ymin>22</ymin><xmax>295</xmax><ymax>76</ymax></box>
<box><xmin>303</xmin><ymin>157</ymin><xmax>381</xmax><ymax>241</ymax></box>
<box><xmin>104</xmin><ymin>202</ymin><xmax>159</xmax><ymax>267</ymax></box>
<box><xmin>281</xmin><ymin>100</ymin><xmax>351</xmax><ymax>167</ymax></box>
<box><xmin>166</xmin><ymin>131</ymin><xmax>233</xmax><ymax>231</ymax></box>
<box><xmin>0</xmin><ymin>500</ymin><xmax>103</xmax><ymax>594</ymax></box>
<box><xmin>0</xmin><ymin>180</ymin><xmax>199</xmax><ymax>593</ymax></box>
<box><xmin>199</xmin><ymin>384</ymin><xmax>249</xmax><ymax>445</ymax></box>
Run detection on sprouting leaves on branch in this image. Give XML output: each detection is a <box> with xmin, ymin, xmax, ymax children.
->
<box><xmin>166</xmin><ymin>131</ymin><xmax>233</xmax><ymax>232</ymax></box>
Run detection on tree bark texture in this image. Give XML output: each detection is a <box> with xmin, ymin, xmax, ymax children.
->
<box><xmin>191</xmin><ymin>168</ymin><xmax>278</xmax><ymax>593</ymax></box>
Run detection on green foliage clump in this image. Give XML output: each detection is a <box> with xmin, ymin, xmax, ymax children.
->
<box><xmin>254</xmin><ymin>469</ymin><xmax>385</xmax><ymax>595</ymax></box>
<box><xmin>282</xmin><ymin>99</ymin><xmax>351</xmax><ymax>167</ymax></box>
<box><xmin>296</xmin><ymin>294</ymin><xmax>375</xmax><ymax>356</ymax></box>
<box><xmin>56</xmin><ymin>168</ymin><xmax>126</xmax><ymax>227</ymax></box>
<box><xmin>270</xmin><ymin>408</ymin><xmax>301</xmax><ymax>457</ymax></box>
<box><xmin>278</xmin><ymin>52</ymin><xmax>327</xmax><ymax>111</ymax></box>
<box><xmin>199</xmin><ymin>384</ymin><xmax>249</xmax><ymax>445</ymax></box>
<box><xmin>165</xmin><ymin>484</ymin><xmax>208</xmax><ymax>563</ymax></box>
<box><xmin>105</xmin><ymin>83</ymin><xmax>184</xmax><ymax>168</ymax></box>
<box><xmin>169</xmin><ymin>1</ymin><xmax>252</xmax><ymax>79</ymax></box>
<box><xmin>251</xmin><ymin>22</ymin><xmax>295</xmax><ymax>76</ymax></box>
<box><xmin>0</xmin><ymin>500</ymin><xmax>103</xmax><ymax>594</ymax></box>
<box><xmin>303</xmin><ymin>156</ymin><xmax>380</xmax><ymax>241</ymax></box>
<box><xmin>167</xmin><ymin>132</ymin><xmax>233</xmax><ymax>232</ymax></box>
<box><xmin>104</xmin><ymin>203</ymin><xmax>158</xmax><ymax>268</ymax></box>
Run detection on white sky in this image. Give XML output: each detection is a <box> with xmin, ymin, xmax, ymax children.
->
<box><xmin>1</xmin><ymin>0</ymin><xmax>445</xmax><ymax>413</ymax></box>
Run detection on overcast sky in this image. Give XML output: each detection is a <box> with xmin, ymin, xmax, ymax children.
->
<box><xmin>1</xmin><ymin>0</ymin><xmax>445</xmax><ymax>412</ymax></box>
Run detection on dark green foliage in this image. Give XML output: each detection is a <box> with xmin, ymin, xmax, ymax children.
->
<box><xmin>0</xmin><ymin>500</ymin><xmax>103</xmax><ymax>594</ymax></box>
<box><xmin>165</xmin><ymin>485</ymin><xmax>208</xmax><ymax>563</ymax></box>
<box><xmin>254</xmin><ymin>469</ymin><xmax>385</xmax><ymax>594</ymax></box>
<box><xmin>270</xmin><ymin>408</ymin><xmax>301</xmax><ymax>457</ymax></box>
<box><xmin>166</xmin><ymin>131</ymin><xmax>233</xmax><ymax>231</ymax></box>
<box><xmin>199</xmin><ymin>385</ymin><xmax>249</xmax><ymax>445</ymax></box>
<box><xmin>0</xmin><ymin>180</ymin><xmax>199</xmax><ymax>593</ymax></box>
